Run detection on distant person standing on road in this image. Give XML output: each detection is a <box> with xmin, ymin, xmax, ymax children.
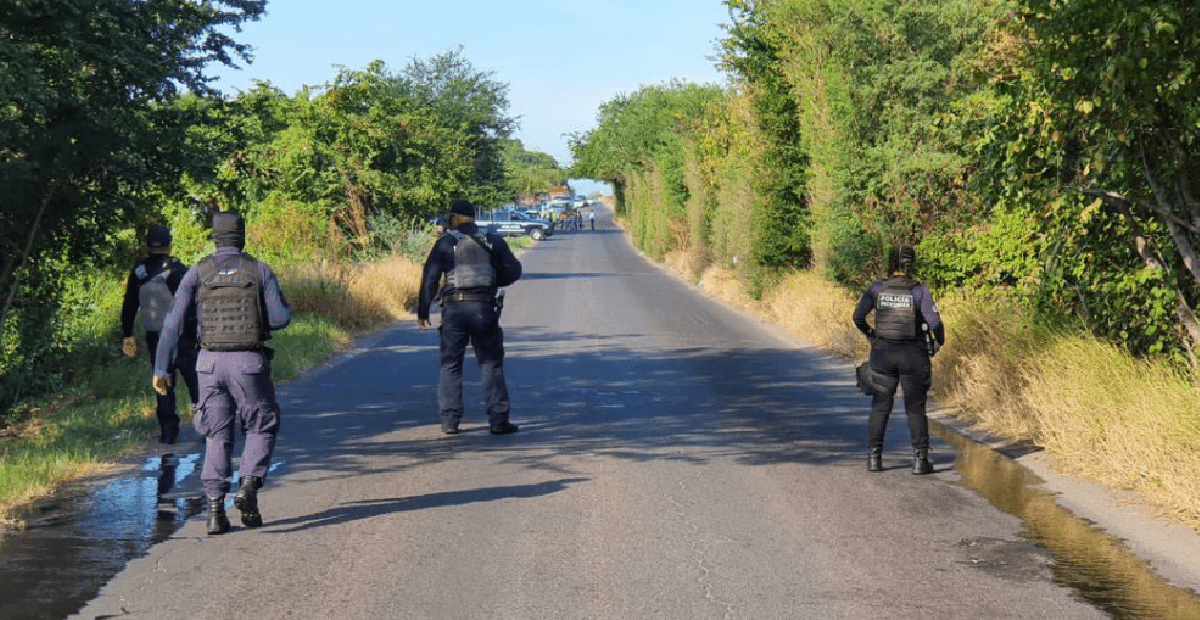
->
<box><xmin>120</xmin><ymin>225</ymin><xmax>199</xmax><ymax>445</ymax></box>
<box><xmin>852</xmin><ymin>244</ymin><xmax>944</xmax><ymax>475</ymax></box>
<box><xmin>418</xmin><ymin>199</ymin><xmax>522</xmax><ymax>436</ymax></box>
<box><xmin>589</xmin><ymin>210</ymin><xmax>595</xmax><ymax>230</ymax></box>
<box><xmin>153</xmin><ymin>211</ymin><xmax>293</xmax><ymax>535</ymax></box>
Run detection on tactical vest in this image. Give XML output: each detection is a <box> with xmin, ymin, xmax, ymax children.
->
<box><xmin>136</xmin><ymin>257</ymin><xmax>176</xmax><ymax>332</ymax></box>
<box><xmin>197</xmin><ymin>254</ymin><xmax>266</xmax><ymax>351</ymax></box>
<box><xmin>446</xmin><ymin>230</ymin><xmax>496</xmax><ymax>291</ymax></box>
<box><xmin>874</xmin><ymin>277</ymin><xmax>920</xmax><ymax>341</ymax></box>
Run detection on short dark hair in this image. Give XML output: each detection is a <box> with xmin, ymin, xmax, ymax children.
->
<box><xmin>888</xmin><ymin>245</ymin><xmax>916</xmax><ymax>274</ymax></box>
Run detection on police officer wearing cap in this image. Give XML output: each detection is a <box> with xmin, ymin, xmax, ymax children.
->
<box><xmin>120</xmin><ymin>225</ymin><xmax>199</xmax><ymax>444</ymax></box>
<box><xmin>418</xmin><ymin>199</ymin><xmax>522</xmax><ymax>436</ymax></box>
<box><xmin>852</xmin><ymin>245</ymin><xmax>945</xmax><ymax>475</ymax></box>
<box><xmin>153</xmin><ymin>211</ymin><xmax>293</xmax><ymax>535</ymax></box>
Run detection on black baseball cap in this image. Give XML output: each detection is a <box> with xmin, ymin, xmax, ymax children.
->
<box><xmin>145</xmin><ymin>225</ymin><xmax>172</xmax><ymax>249</ymax></box>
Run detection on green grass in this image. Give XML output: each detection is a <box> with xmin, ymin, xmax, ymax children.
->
<box><xmin>271</xmin><ymin>314</ymin><xmax>350</xmax><ymax>382</ymax></box>
<box><xmin>1</xmin><ymin>265</ymin><xmax>381</xmax><ymax>521</ymax></box>
<box><xmin>1</xmin><ymin>236</ymin><xmax>533</xmax><ymax>522</ymax></box>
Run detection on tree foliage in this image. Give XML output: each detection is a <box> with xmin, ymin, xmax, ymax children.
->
<box><xmin>970</xmin><ymin>0</ymin><xmax>1200</xmax><ymax>357</ymax></box>
<box><xmin>1</xmin><ymin>18</ymin><xmax>523</xmax><ymax>411</ymax></box>
<box><xmin>570</xmin><ymin>80</ymin><xmax>725</xmax><ymax>259</ymax></box>
<box><xmin>502</xmin><ymin>140</ymin><xmax>564</xmax><ymax>202</ymax></box>
<box><xmin>576</xmin><ymin>0</ymin><xmax>1200</xmax><ymax>361</ymax></box>
<box><xmin>0</xmin><ymin>0</ymin><xmax>265</xmax><ymax>410</ymax></box>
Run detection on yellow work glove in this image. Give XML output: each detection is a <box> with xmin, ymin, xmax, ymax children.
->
<box><xmin>152</xmin><ymin>374</ymin><xmax>172</xmax><ymax>396</ymax></box>
<box><xmin>122</xmin><ymin>337</ymin><xmax>138</xmax><ymax>358</ymax></box>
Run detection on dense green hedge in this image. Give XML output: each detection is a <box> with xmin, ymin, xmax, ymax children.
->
<box><xmin>572</xmin><ymin>0</ymin><xmax>1200</xmax><ymax>363</ymax></box>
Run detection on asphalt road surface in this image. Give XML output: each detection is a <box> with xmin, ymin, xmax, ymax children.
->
<box><xmin>73</xmin><ymin>215</ymin><xmax>1109</xmax><ymax>620</ymax></box>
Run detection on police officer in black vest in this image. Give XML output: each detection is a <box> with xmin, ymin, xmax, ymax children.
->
<box><xmin>418</xmin><ymin>200</ymin><xmax>522</xmax><ymax>436</ymax></box>
<box><xmin>852</xmin><ymin>245</ymin><xmax>945</xmax><ymax>474</ymax></box>
<box><xmin>120</xmin><ymin>225</ymin><xmax>199</xmax><ymax>444</ymax></box>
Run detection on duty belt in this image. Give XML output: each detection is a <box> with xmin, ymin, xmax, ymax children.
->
<box><xmin>444</xmin><ymin>291</ymin><xmax>496</xmax><ymax>304</ymax></box>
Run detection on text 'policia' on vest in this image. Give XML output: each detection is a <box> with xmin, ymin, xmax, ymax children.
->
<box><xmin>873</xmin><ymin>278</ymin><xmax>921</xmax><ymax>341</ymax></box>
<box><xmin>197</xmin><ymin>254</ymin><xmax>267</xmax><ymax>351</ymax></box>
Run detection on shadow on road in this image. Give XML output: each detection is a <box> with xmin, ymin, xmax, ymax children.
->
<box><xmin>264</xmin><ymin>477</ymin><xmax>589</xmax><ymax>533</ymax></box>
<box><xmin>270</xmin><ymin>323</ymin><xmax>872</xmax><ymax>489</ymax></box>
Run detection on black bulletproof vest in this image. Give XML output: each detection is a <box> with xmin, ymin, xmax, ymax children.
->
<box><xmin>197</xmin><ymin>254</ymin><xmax>266</xmax><ymax>350</ymax></box>
<box><xmin>446</xmin><ymin>231</ymin><xmax>496</xmax><ymax>291</ymax></box>
<box><xmin>874</xmin><ymin>277</ymin><xmax>920</xmax><ymax>341</ymax></box>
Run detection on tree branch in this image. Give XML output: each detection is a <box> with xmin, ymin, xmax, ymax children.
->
<box><xmin>1136</xmin><ymin>235</ymin><xmax>1200</xmax><ymax>368</ymax></box>
<box><xmin>0</xmin><ymin>181</ymin><xmax>56</xmax><ymax>332</ymax></box>
<box><xmin>1139</xmin><ymin>143</ymin><xmax>1200</xmax><ymax>286</ymax></box>
<box><xmin>1077</xmin><ymin>185</ymin><xmax>1200</xmax><ymax>235</ymax></box>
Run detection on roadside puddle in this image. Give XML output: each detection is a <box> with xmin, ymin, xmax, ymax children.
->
<box><xmin>0</xmin><ymin>452</ymin><xmax>204</xmax><ymax>620</ymax></box>
<box><xmin>939</xmin><ymin>427</ymin><xmax>1200</xmax><ymax>619</ymax></box>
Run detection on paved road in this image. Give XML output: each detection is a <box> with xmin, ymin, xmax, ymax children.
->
<box><xmin>73</xmin><ymin>214</ymin><xmax>1107</xmax><ymax>620</ymax></box>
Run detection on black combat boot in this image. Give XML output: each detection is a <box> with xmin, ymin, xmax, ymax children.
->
<box><xmin>206</xmin><ymin>495</ymin><xmax>230</xmax><ymax>535</ymax></box>
<box><xmin>868</xmin><ymin>448</ymin><xmax>883</xmax><ymax>472</ymax></box>
<box><xmin>233</xmin><ymin>475</ymin><xmax>264</xmax><ymax>528</ymax></box>
<box><xmin>490</xmin><ymin>421</ymin><xmax>519</xmax><ymax>435</ymax></box>
<box><xmin>912</xmin><ymin>448</ymin><xmax>934</xmax><ymax>475</ymax></box>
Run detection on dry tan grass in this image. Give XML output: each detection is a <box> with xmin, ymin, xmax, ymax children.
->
<box><xmin>930</xmin><ymin>291</ymin><xmax>1046</xmax><ymax>440</ymax></box>
<box><xmin>1017</xmin><ymin>337</ymin><xmax>1200</xmax><ymax>528</ymax></box>
<box><xmin>654</xmin><ymin>252</ymin><xmax>1200</xmax><ymax>532</ymax></box>
<box><xmin>695</xmin><ymin>263</ymin><xmax>755</xmax><ymax>311</ymax></box>
<box><xmin>760</xmin><ymin>270</ymin><xmax>869</xmax><ymax>360</ymax></box>
<box><xmin>280</xmin><ymin>256</ymin><xmax>422</xmax><ymax>339</ymax></box>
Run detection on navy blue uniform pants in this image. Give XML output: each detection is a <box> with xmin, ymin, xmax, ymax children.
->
<box><xmin>193</xmin><ymin>349</ymin><xmax>281</xmax><ymax>497</ymax></box>
<box><xmin>146</xmin><ymin>331</ymin><xmax>199</xmax><ymax>441</ymax></box>
<box><xmin>439</xmin><ymin>301</ymin><xmax>511</xmax><ymax>427</ymax></box>
<box><xmin>868</xmin><ymin>340</ymin><xmax>931</xmax><ymax>451</ymax></box>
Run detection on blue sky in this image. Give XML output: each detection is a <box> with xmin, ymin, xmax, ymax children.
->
<box><xmin>210</xmin><ymin>1</ymin><xmax>733</xmax><ymax>171</ymax></box>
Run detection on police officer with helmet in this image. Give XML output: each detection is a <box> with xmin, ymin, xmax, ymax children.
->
<box><xmin>153</xmin><ymin>211</ymin><xmax>293</xmax><ymax>535</ymax></box>
<box><xmin>852</xmin><ymin>245</ymin><xmax>945</xmax><ymax>475</ymax></box>
<box><xmin>119</xmin><ymin>225</ymin><xmax>199</xmax><ymax>444</ymax></box>
<box><xmin>418</xmin><ymin>199</ymin><xmax>522</xmax><ymax>436</ymax></box>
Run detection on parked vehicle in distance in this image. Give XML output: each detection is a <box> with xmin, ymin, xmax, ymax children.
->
<box><xmin>475</xmin><ymin>209</ymin><xmax>553</xmax><ymax>241</ymax></box>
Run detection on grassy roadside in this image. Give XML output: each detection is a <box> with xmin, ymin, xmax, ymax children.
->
<box><xmin>662</xmin><ymin>248</ymin><xmax>1200</xmax><ymax>534</ymax></box>
<box><xmin>0</xmin><ymin>234</ymin><xmax>533</xmax><ymax>527</ymax></box>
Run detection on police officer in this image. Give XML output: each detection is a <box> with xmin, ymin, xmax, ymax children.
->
<box><xmin>120</xmin><ymin>225</ymin><xmax>199</xmax><ymax>444</ymax></box>
<box><xmin>418</xmin><ymin>199</ymin><xmax>522</xmax><ymax>436</ymax></box>
<box><xmin>153</xmin><ymin>211</ymin><xmax>293</xmax><ymax>535</ymax></box>
<box><xmin>852</xmin><ymin>245</ymin><xmax>945</xmax><ymax>475</ymax></box>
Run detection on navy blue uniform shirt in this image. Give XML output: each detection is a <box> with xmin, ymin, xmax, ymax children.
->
<box><xmin>417</xmin><ymin>223</ymin><xmax>520</xmax><ymax>322</ymax></box>
<box><xmin>154</xmin><ymin>247</ymin><xmax>292</xmax><ymax>378</ymax></box>
<box><xmin>853</xmin><ymin>279</ymin><xmax>943</xmax><ymax>342</ymax></box>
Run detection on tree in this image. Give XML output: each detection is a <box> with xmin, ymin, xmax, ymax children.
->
<box><xmin>400</xmin><ymin>47</ymin><xmax>516</xmax><ymax>207</ymax></box>
<box><xmin>983</xmin><ymin>0</ymin><xmax>1200</xmax><ymax>358</ymax></box>
<box><xmin>502</xmin><ymin>140</ymin><xmax>563</xmax><ymax>203</ymax></box>
<box><xmin>0</xmin><ymin>0</ymin><xmax>265</xmax><ymax>409</ymax></box>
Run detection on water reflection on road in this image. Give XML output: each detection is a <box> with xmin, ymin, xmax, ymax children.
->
<box><xmin>0</xmin><ymin>452</ymin><xmax>204</xmax><ymax>620</ymax></box>
<box><xmin>940</xmin><ymin>427</ymin><xmax>1200</xmax><ymax>619</ymax></box>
